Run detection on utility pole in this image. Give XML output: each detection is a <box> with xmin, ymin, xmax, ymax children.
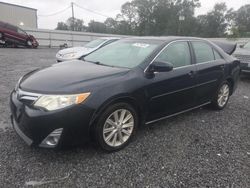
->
<box><xmin>71</xmin><ymin>2</ymin><xmax>75</xmax><ymax>31</ymax></box>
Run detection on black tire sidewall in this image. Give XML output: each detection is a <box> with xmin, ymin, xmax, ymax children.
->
<box><xmin>212</xmin><ymin>81</ymin><xmax>230</xmax><ymax>110</ymax></box>
<box><xmin>94</xmin><ymin>102</ymin><xmax>138</xmax><ymax>152</ymax></box>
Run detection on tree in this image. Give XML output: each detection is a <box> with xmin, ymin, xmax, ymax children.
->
<box><xmin>54</xmin><ymin>1</ymin><xmax>248</xmax><ymax>37</ymax></box>
<box><xmin>56</xmin><ymin>22</ymin><xmax>68</xmax><ymax>30</ymax></box>
<box><xmin>120</xmin><ymin>0</ymin><xmax>201</xmax><ymax>36</ymax></box>
<box><xmin>67</xmin><ymin>17</ymin><xmax>86</xmax><ymax>31</ymax></box>
<box><xmin>87</xmin><ymin>20</ymin><xmax>107</xmax><ymax>33</ymax></box>
<box><xmin>235</xmin><ymin>4</ymin><xmax>250</xmax><ymax>37</ymax></box>
<box><xmin>55</xmin><ymin>17</ymin><xmax>86</xmax><ymax>31</ymax></box>
<box><xmin>120</xmin><ymin>2</ymin><xmax>139</xmax><ymax>34</ymax></box>
<box><xmin>196</xmin><ymin>3</ymin><xmax>229</xmax><ymax>37</ymax></box>
<box><xmin>104</xmin><ymin>18</ymin><xmax>118</xmax><ymax>34</ymax></box>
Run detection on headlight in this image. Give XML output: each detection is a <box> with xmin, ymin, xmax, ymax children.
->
<box><xmin>62</xmin><ymin>52</ymin><xmax>77</xmax><ymax>59</ymax></box>
<box><xmin>34</xmin><ymin>93</ymin><xmax>90</xmax><ymax>111</ymax></box>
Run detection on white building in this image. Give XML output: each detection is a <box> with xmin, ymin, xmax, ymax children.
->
<box><xmin>0</xmin><ymin>2</ymin><xmax>37</xmax><ymax>28</ymax></box>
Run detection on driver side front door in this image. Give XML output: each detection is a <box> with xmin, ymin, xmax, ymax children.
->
<box><xmin>145</xmin><ymin>41</ymin><xmax>197</xmax><ymax>122</ymax></box>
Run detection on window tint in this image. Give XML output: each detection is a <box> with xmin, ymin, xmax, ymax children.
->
<box><xmin>213</xmin><ymin>49</ymin><xmax>222</xmax><ymax>60</ymax></box>
<box><xmin>84</xmin><ymin>40</ymin><xmax>160</xmax><ymax>68</ymax></box>
<box><xmin>17</xmin><ymin>28</ymin><xmax>27</xmax><ymax>35</ymax></box>
<box><xmin>155</xmin><ymin>42</ymin><xmax>191</xmax><ymax>68</ymax></box>
<box><xmin>5</xmin><ymin>24</ymin><xmax>17</xmax><ymax>32</ymax></box>
<box><xmin>192</xmin><ymin>41</ymin><xmax>214</xmax><ymax>63</ymax></box>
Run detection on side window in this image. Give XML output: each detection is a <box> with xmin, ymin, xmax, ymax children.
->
<box><xmin>192</xmin><ymin>41</ymin><xmax>215</xmax><ymax>63</ymax></box>
<box><xmin>5</xmin><ymin>24</ymin><xmax>17</xmax><ymax>32</ymax></box>
<box><xmin>17</xmin><ymin>28</ymin><xmax>27</xmax><ymax>35</ymax></box>
<box><xmin>155</xmin><ymin>42</ymin><xmax>191</xmax><ymax>68</ymax></box>
<box><xmin>213</xmin><ymin>49</ymin><xmax>223</xmax><ymax>60</ymax></box>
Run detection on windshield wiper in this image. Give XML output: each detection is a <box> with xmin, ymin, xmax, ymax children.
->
<box><xmin>84</xmin><ymin>60</ymin><xmax>115</xmax><ymax>67</ymax></box>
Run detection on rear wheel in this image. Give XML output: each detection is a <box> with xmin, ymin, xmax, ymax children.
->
<box><xmin>94</xmin><ymin>103</ymin><xmax>138</xmax><ymax>152</ymax></box>
<box><xmin>211</xmin><ymin>81</ymin><xmax>230</xmax><ymax>110</ymax></box>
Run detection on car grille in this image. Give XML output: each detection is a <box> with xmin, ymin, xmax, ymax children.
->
<box><xmin>16</xmin><ymin>89</ymin><xmax>41</xmax><ymax>106</ymax></box>
<box><xmin>234</xmin><ymin>54</ymin><xmax>250</xmax><ymax>64</ymax></box>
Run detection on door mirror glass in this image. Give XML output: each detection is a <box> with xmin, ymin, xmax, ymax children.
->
<box><xmin>147</xmin><ymin>61</ymin><xmax>173</xmax><ymax>73</ymax></box>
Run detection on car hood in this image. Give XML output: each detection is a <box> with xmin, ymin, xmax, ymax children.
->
<box><xmin>20</xmin><ymin>60</ymin><xmax>129</xmax><ymax>94</ymax></box>
<box><xmin>57</xmin><ymin>47</ymin><xmax>93</xmax><ymax>56</ymax></box>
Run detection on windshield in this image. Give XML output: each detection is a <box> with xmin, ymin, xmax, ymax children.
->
<box><xmin>84</xmin><ymin>40</ymin><xmax>160</xmax><ymax>68</ymax></box>
<box><xmin>244</xmin><ymin>42</ymin><xmax>250</xmax><ymax>49</ymax></box>
<box><xmin>83</xmin><ymin>39</ymin><xmax>106</xmax><ymax>48</ymax></box>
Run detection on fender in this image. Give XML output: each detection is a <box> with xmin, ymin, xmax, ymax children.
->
<box><xmin>89</xmin><ymin>93</ymin><xmax>147</xmax><ymax>126</ymax></box>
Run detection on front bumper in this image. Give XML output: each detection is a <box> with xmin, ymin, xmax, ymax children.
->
<box><xmin>240</xmin><ymin>62</ymin><xmax>250</xmax><ymax>74</ymax></box>
<box><xmin>10</xmin><ymin>90</ymin><xmax>95</xmax><ymax>148</ymax></box>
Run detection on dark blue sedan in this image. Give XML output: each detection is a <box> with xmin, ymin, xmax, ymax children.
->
<box><xmin>10</xmin><ymin>37</ymin><xmax>240</xmax><ymax>151</ymax></box>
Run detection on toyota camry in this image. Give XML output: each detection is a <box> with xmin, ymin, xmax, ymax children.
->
<box><xmin>10</xmin><ymin>37</ymin><xmax>240</xmax><ymax>151</ymax></box>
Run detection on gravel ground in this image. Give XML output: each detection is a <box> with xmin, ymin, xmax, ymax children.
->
<box><xmin>0</xmin><ymin>48</ymin><xmax>249</xmax><ymax>188</ymax></box>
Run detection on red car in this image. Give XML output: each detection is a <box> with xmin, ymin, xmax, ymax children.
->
<box><xmin>0</xmin><ymin>21</ymin><xmax>38</xmax><ymax>48</ymax></box>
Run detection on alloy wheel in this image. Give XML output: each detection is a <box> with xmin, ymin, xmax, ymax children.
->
<box><xmin>27</xmin><ymin>40</ymin><xmax>32</xmax><ymax>46</ymax></box>
<box><xmin>103</xmin><ymin>109</ymin><xmax>134</xmax><ymax>147</ymax></box>
<box><xmin>217</xmin><ymin>83</ymin><xmax>230</xmax><ymax>107</ymax></box>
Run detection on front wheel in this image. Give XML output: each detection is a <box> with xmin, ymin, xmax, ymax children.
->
<box><xmin>26</xmin><ymin>40</ymin><xmax>33</xmax><ymax>48</ymax></box>
<box><xmin>94</xmin><ymin>103</ymin><xmax>138</xmax><ymax>152</ymax></box>
<box><xmin>211</xmin><ymin>81</ymin><xmax>230</xmax><ymax>110</ymax></box>
<box><xmin>0</xmin><ymin>33</ymin><xmax>5</xmax><ymax>45</ymax></box>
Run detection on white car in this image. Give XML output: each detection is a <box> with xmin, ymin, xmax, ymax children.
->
<box><xmin>56</xmin><ymin>37</ymin><xmax>120</xmax><ymax>62</ymax></box>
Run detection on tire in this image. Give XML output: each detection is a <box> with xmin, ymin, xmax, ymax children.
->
<box><xmin>0</xmin><ymin>33</ymin><xmax>5</xmax><ymax>45</ymax></box>
<box><xmin>26</xmin><ymin>40</ymin><xmax>32</xmax><ymax>48</ymax></box>
<box><xmin>211</xmin><ymin>81</ymin><xmax>230</xmax><ymax>110</ymax></box>
<box><xmin>94</xmin><ymin>103</ymin><xmax>138</xmax><ymax>152</ymax></box>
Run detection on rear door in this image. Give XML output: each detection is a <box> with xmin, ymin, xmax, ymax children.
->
<box><xmin>16</xmin><ymin>27</ymin><xmax>29</xmax><ymax>45</ymax></box>
<box><xmin>190</xmin><ymin>41</ymin><xmax>226</xmax><ymax>105</ymax></box>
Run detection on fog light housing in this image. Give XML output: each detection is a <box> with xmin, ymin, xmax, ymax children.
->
<box><xmin>39</xmin><ymin>128</ymin><xmax>63</xmax><ymax>148</ymax></box>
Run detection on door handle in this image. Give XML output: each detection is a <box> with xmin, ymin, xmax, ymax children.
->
<box><xmin>188</xmin><ymin>71</ymin><xmax>195</xmax><ymax>77</ymax></box>
<box><xmin>220</xmin><ymin>65</ymin><xmax>225</xmax><ymax>70</ymax></box>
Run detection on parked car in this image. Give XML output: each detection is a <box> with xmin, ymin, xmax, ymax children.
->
<box><xmin>10</xmin><ymin>37</ymin><xmax>240</xmax><ymax>151</ymax></box>
<box><xmin>56</xmin><ymin>37</ymin><xmax>120</xmax><ymax>62</ymax></box>
<box><xmin>233</xmin><ymin>42</ymin><xmax>250</xmax><ymax>74</ymax></box>
<box><xmin>0</xmin><ymin>21</ymin><xmax>38</xmax><ymax>48</ymax></box>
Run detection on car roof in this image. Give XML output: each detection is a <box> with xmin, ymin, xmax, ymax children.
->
<box><xmin>99</xmin><ymin>37</ymin><xmax>121</xmax><ymax>40</ymax></box>
<box><xmin>125</xmin><ymin>36</ymin><xmax>208</xmax><ymax>42</ymax></box>
<box><xmin>0</xmin><ymin>21</ymin><xmax>17</xmax><ymax>28</ymax></box>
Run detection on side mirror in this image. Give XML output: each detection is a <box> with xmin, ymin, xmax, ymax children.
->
<box><xmin>147</xmin><ymin>61</ymin><xmax>173</xmax><ymax>73</ymax></box>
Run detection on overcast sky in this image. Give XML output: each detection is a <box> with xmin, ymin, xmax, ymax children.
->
<box><xmin>1</xmin><ymin>0</ymin><xmax>250</xmax><ymax>29</ymax></box>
